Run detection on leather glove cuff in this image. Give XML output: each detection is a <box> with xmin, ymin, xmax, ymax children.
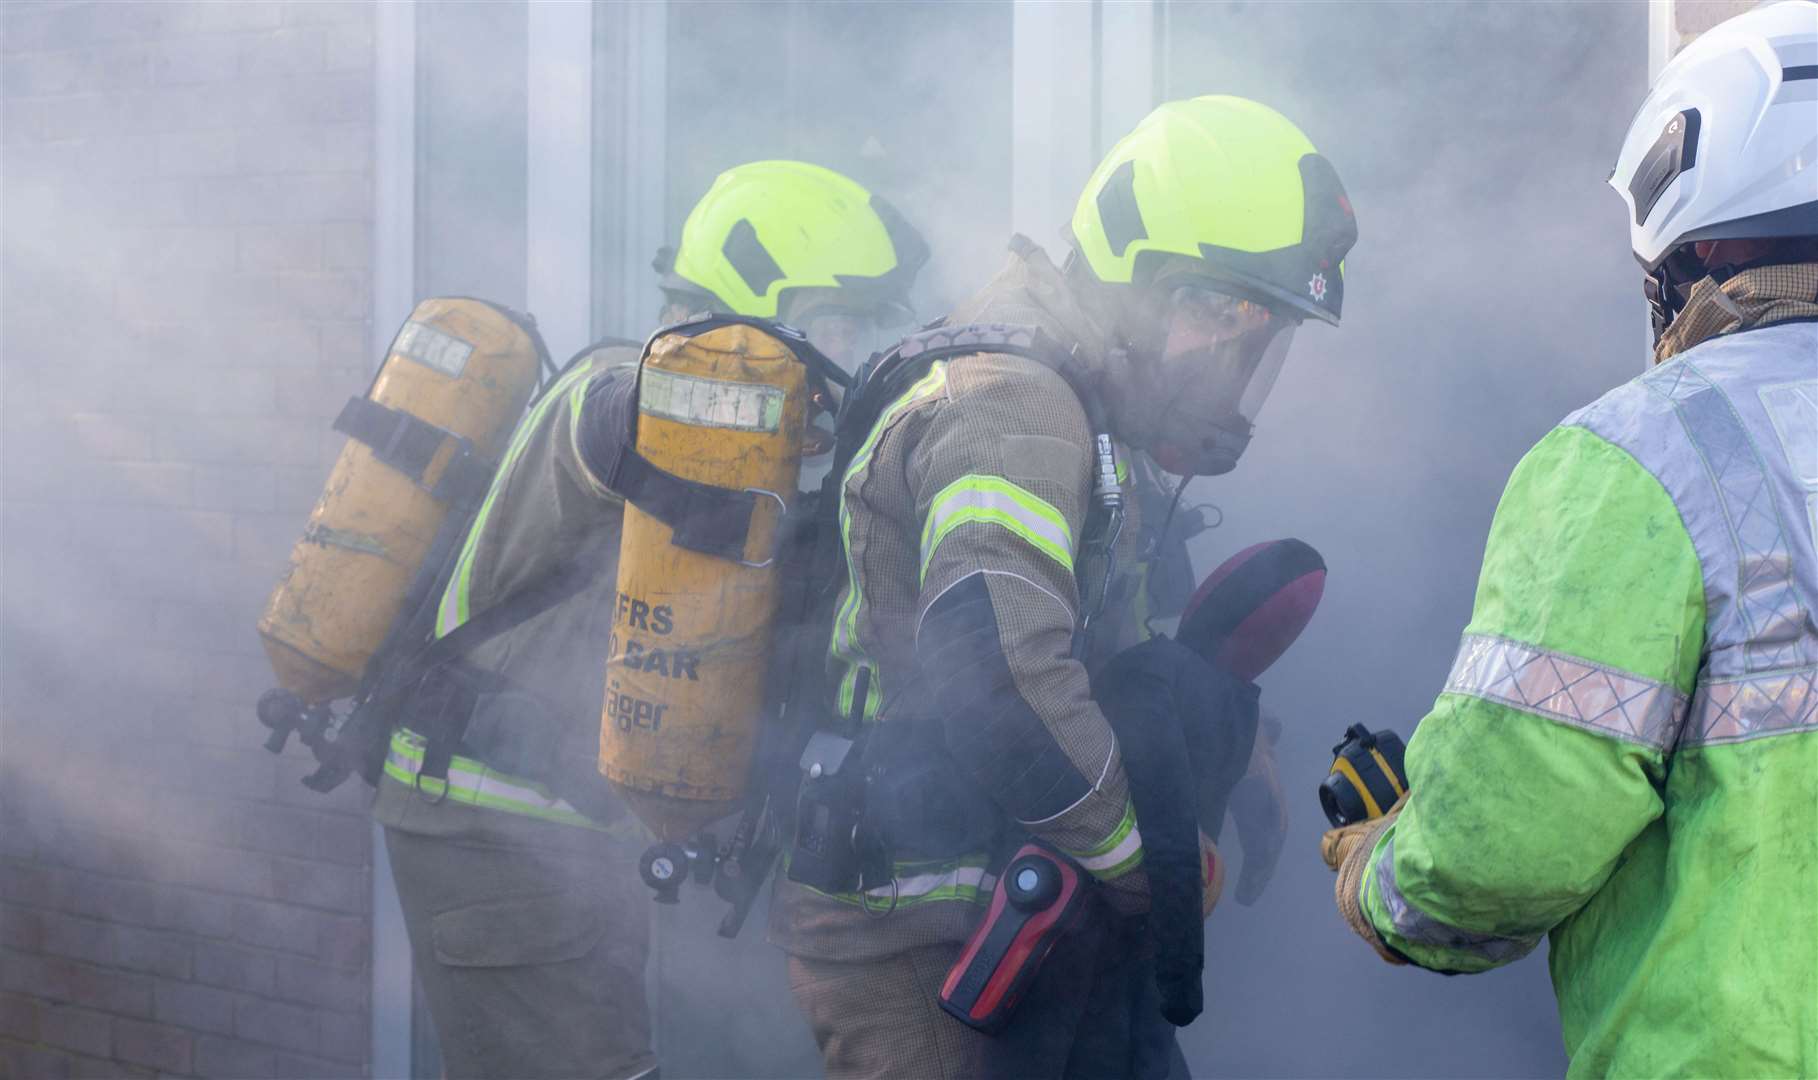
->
<box><xmin>1322</xmin><ymin>797</ymin><xmax>1409</xmax><ymax>967</ymax></box>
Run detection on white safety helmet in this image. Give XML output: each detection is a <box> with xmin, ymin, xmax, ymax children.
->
<box><xmin>1609</xmin><ymin>1</ymin><xmax>1818</xmax><ymax>332</ymax></box>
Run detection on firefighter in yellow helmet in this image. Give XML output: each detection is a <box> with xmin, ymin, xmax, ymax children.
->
<box><xmin>771</xmin><ymin>96</ymin><xmax>1357</xmax><ymax>1078</ymax></box>
<box><xmin>655</xmin><ymin>159</ymin><xmax>928</xmax><ymax>371</ymax></box>
<box><xmin>371</xmin><ymin>161</ymin><xmax>925</xmax><ymax>1080</ymax></box>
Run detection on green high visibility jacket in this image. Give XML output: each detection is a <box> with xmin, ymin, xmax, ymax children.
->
<box><xmin>1358</xmin><ymin>312</ymin><xmax>1818</xmax><ymax>1077</ymax></box>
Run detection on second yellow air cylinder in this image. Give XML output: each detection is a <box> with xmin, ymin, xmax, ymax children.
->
<box><xmin>600</xmin><ymin>323</ymin><xmax>807</xmax><ymax>841</ymax></box>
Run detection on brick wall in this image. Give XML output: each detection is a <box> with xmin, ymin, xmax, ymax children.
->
<box><xmin>1</xmin><ymin>3</ymin><xmax>377</xmax><ymax>1077</ymax></box>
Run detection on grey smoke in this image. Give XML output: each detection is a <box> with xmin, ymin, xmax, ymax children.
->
<box><xmin>1</xmin><ymin>1</ymin><xmax>1649</xmax><ymax>1077</ymax></box>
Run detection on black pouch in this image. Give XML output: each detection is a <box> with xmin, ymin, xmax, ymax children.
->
<box><xmin>862</xmin><ymin>716</ymin><xmax>1002</xmax><ymax>860</ymax></box>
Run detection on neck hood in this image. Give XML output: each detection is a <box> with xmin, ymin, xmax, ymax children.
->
<box><xmin>1656</xmin><ymin>262</ymin><xmax>1818</xmax><ymax>363</ymax></box>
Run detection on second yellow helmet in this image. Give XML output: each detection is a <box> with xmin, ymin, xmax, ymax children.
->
<box><xmin>660</xmin><ymin>160</ymin><xmax>929</xmax><ymax>323</ymax></box>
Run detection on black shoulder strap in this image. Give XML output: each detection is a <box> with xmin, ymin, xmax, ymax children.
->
<box><xmin>606</xmin><ymin>313</ymin><xmax>843</xmax><ymax>564</ymax></box>
<box><xmin>336</xmin><ymin>298</ymin><xmax>556</xmax><ymax>508</ymax></box>
<box><xmin>833</xmin><ymin>323</ymin><xmax>1099</xmax><ymax>465</ymax></box>
<box><xmin>392</xmin><ymin>543</ymin><xmax>606</xmax><ymax>783</ymax></box>
<box><xmin>332</xmin><ymin>398</ymin><xmax>494</xmax><ymax>507</ymax></box>
<box><xmin>828</xmin><ymin>321</ymin><xmax>1125</xmax><ymax>659</ymax></box>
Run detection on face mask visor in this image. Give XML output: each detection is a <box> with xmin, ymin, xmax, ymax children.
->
<box><xmin>1144</xmin><ymin>284</ymin><xmax>1299</xmax><ymax>476</ymax></box>
<box><xmin>1233</xmin><ymin>317</ymin><xmax>1296</xmax><ymax>425</ymax></box>
<box><xmin>657</xmin><ymin>289</ymin><xmax>716</xmax><ymax>328</ymax></box>
<box><xmin>799</xmin><ymin>307</ymin><xmax>891</xmax><ymax>377</ymax></box>
<box><xmin>1163</xmin><ymin>284</ymin><xmax>1297</xmax><ymax>418</ymax></box>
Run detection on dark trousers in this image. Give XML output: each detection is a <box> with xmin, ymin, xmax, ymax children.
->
<box><xmin>789</xmin><ymin>898</ymin><xmax>1187</xmax><ymax>1080</ymax></box>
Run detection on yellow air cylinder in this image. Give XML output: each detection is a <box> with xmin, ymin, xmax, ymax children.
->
<box><xmin>602</xmin><ymin>323</ymin><xmax>807</xmax><ymax>840</ymax></box>
<box><xmin>257</xmin><ymin>298</ymin><xmax>543</xmax><ymax>704</ymax></box>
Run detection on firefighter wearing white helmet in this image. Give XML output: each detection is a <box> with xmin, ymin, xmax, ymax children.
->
<box><xmin>1320</xmin><ymin>4</ymin><xmax>1818</xmax><ymax>1076</ymax></box>
<box><xmin>371</xmin><ymin>161</ymin><xmax>926</xmax><ymax>1080</ymax></box>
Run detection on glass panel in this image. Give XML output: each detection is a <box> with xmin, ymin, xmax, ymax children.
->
<box><xmin>657</xmin><ymin>0</ymin><xmax>1014</xmax><ymax>321</ymax></box>
<box><xmin>416</xmin><ymin>0</ymin><xmax>530</xmax><ymax>306</ymax></box>
<box><xmin>403</xmin><ymin>7</ymin><xmax>532</xmax><ymax>1078</ymax></box>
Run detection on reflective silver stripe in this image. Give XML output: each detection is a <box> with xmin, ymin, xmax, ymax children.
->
<box><xmin>392</xmin><ymin>320</ymin><xmax>475</xmax><ymax>378</ymax></box>
<box><xmin>1682</xmin><ymin>663</ymin><xmax>1818</xmax><ymax>747</ymax></box>
<box><xmin>1373</xmin><ymin>836</ymin><xmax>1541</xmax><ymax>966</ymax></box>
<box><xmin>385</xmin><ymin>730</ymin><xmax>600</xmax><ymax>829</ymax></box>
<box><xmin>1445</xmin><ymin>633</ymin><xmax>1689</xmax><ymax>751</ymax></box>
<box><xmin>920</xmin><ymin>475</ymin><xmax>1073</xmax><ymax>579</ymax></box>
<box><xmin>816</xmin><ymin>858</ymin><xmax>996</xmax><ymax>909</ymax></box>
<box><xmin>1640</xmin><ymin>359</ymin><xmax>1808</xmax><ymax>673</ymax></box>
<box><xmin>869</xmin><ymin>863</ymin><xmax>992</xmax><ymax>902</ymax></box>
<box><xmin>638</xmin><ymin>367</ymin><xmax>786</xmax><ymax>432</ymax></box>
<box><xmin>1075</xmin><ymin>823</ymin><xmax>1143</xmax><ymax>878</ymax></box>
<box><xmin>1758</xmin><ymin>379</ymin><xmax>1818</xmax><ymax>569</ymax></box>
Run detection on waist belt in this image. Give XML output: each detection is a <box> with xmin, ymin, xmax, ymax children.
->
<box><xmin>384</xmin><ymin>728</ymin><xmax>604</xmax><ymax>831</ymax></box>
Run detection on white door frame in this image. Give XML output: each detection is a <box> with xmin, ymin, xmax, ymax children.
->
<box><xmin>1011</xmin><ymin>0</ymin><xmax>1155</xmax><ymax>247</ymax></box>
<box><xmin>593</xmin><ymin>0</ymin><xmax>669</xmax><ymax>341</ymax></box>
<box><xmin>527</xmin><ymin>2</ymin><xmax>598</xmax><ymax>359</ymax></box>
<box><xmin>370</xmin><ymin>3</ymin><xmax>417</xmax><ymax>1078</ymax></box>
<box><xmin>1648</xmin><ymin>0</ymin><xmax>1676</xmax><ymax>82</ymax></box>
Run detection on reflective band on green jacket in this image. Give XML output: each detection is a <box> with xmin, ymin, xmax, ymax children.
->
<box><xmin>1443</xmin><ymin>633</ymin><xmax>1688</xmax><ymax>751</ymax></box>
<box><xmin>1359</xmin><ymin>324</ymin><xmax>1818</xmax><ymax>1078</ymax></box>
<box><xmin>382</xmin><ymin>728</ymin><xmax>603</xmax><ymax>831</ymax></box>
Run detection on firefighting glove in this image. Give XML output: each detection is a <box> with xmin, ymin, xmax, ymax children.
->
<box><xmin>1320</xmin><ymin>793</ymin><xmax>1408</xmax><ymax>966</ymax></box>
<box><xmin>1227</xmin><ymin>714</ymin><xmax>1287</xmax><ymax>906</ymax></box>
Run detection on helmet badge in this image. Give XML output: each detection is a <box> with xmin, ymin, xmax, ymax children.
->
<box><xmin>1307</xmin><ymin>272</ymin><xmax>1328</xmax><ymax>303</ymax></box>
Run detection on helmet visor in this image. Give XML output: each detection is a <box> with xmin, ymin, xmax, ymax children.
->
<box><xmin>1163</xmin><ymin>284</ymin><xmax>1297</xmax><ymax>422</ymax></box>
<box><xmin>1147</xmin><ymin>284</ymin><xmax>1298</xmax><ymax>475</ymax></box>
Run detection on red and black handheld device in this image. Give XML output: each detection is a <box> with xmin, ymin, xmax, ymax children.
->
<box><xmin>939</xmin><ymin>844</ymin><xmax>1089</xmax><ymax>1033</ymax></box>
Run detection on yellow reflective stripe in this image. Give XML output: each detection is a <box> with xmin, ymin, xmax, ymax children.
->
<box><xmin>383</xmin><ymin>729</ymin><xmax>605</xmax><ymax>830</ymax></box>
<box><xmin>919</xmin><ymin>474</ymin><xmax>1073</xmax><ymax>584</ymax></box>
<box><xmin>1065</xmin><ymin>798</ymin><xmax>1144</xmax><ymax>880</ymax></box>
<box><xmin>805</xmin><ymin>854</ymin><xmax>993</xmax><ymax>909</ymax></box>
<box><xmin>829</xmin><ymin>362</ymin><xmax>949</xmax><ymax>721</ymax></box>
<box><xmin>436</xmin><ymin>362</ymin><xmax>598</xmax><ymax>636</ymax></box>
<box><xmin>564</xmin><ymin>374</ymin><xmax>625</xmax><ymax>502</ymax></box>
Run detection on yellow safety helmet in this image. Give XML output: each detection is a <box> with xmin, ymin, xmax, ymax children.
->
<box><xmin>657</xmin><ymin>160</ymin><xmax>928</xmax><ymax>323</ymax></box>
<box><xmin>1069</xmin><ymin>96</ymin><xmax>1357</xmax><ymax>325</ymax></box>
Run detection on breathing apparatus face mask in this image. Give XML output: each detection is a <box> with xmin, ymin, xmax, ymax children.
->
<box><xmin>787</xmin><ymin>304</ymin><xmax>897</xmax><ymax>462</ymax></box>
<box><xmin>800</xmin><ymin>308</ymin><xmax>892</xmax><ymax>376</ymax></box>
<box><xmin>1141</xmin><ymin>283</ymin><xmax>1298</xmax><ymax>476</ymax></box>
<box><xmin>658</xmin><ymin>290</ymin><xmax>714</xmax><ymax>328</ymax></box>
